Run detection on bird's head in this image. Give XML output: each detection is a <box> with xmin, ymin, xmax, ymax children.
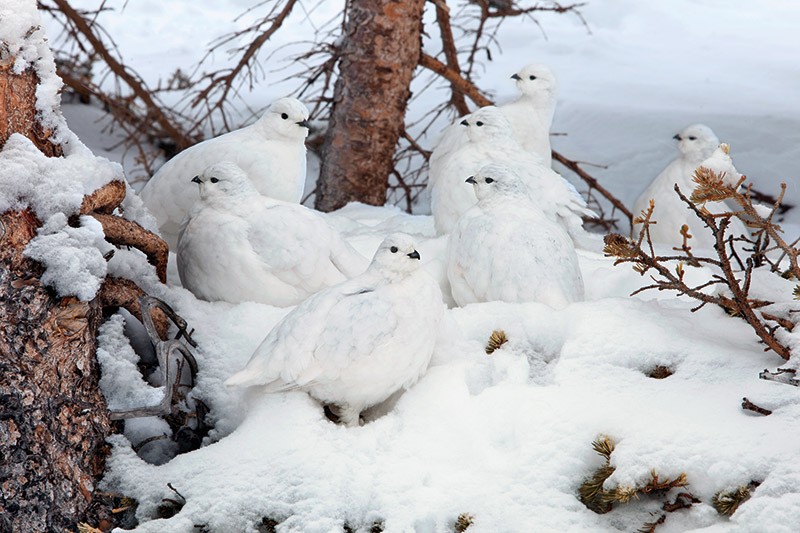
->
<box><xmin>672</xmin><ymin>123</ymin><xmax>719</xmax><ymax>161</ymax></box>
<box><xmin>510</xmin><ymin>63</ymin><xmax>557</xmax><ymax>97</ymax></box>
<box><xmin>370</xmin><ymin>233</ymin><xmax>422</xmax><ymax>276</ymax></box>
<box><xmin>258</xmin><ymin>97</ymin><xmax>310</xmax><ymax>141</ymax></box>
<box><xmin>466</xmin><ymin>163</ymin><xmax>527</xmax><ymax>202</ymax></box>
<box><xmin>460</xmin><ymin>106</ymin><xmax>515</xmax><ymax>144</ymax></box>
<box><xmin>190</xmin><ymin>161</ymin><xmax>256</xmax><ymax>201</ymax></box>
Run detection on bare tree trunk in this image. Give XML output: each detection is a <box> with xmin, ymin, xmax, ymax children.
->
<box><xmin>0</xmin><ymin>64</ymin><xmax>118</xmax><ymax>531</ymax></box>
<box><xmin>315</xmin><ymin>0</ymin><xmax>426</xmax><ymax>212</ymax></box>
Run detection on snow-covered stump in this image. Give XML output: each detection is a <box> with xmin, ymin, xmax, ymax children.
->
<box><xmin>0</xmin><ymin>3</ymin><xmax>172</xmax><ymax>529</ymax></box>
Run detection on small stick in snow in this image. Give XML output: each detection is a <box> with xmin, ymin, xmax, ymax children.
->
<box><xmin>741</xmin><ymin>397</ymin><xmax>772</xmax><ymax>416</ymax></box>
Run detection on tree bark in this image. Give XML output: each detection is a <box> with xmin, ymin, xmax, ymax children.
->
<box><xmin>0</xmin><ymin>64</ymin><xmax>118</xmax><ymax>530</ymax></box>
<box><xmin>315</xmin><ymin>0</ymin><xmax>426</xmax><ymax>212</ymax></box>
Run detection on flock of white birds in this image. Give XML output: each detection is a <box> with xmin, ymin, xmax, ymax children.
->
<box><xmin>138</xmin><ymin>63</ymin><xmax>742</xmax><ymax>427</ymax></box>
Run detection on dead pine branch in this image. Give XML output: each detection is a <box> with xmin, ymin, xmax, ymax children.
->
<box><xmin>604</xmin><ymin>167</ymin><xmax>798</xmax><ymax>361</ymax></box>
<box><xmin>49</xmin><ymin>0</ymin><xmax>195</xmax><ymax>151</ymax></box>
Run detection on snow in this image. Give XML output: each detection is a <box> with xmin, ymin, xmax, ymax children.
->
<box><xmin>5</xmin><ymin>0</ymin><xmax>797</xmax><ymax>531</ymax></box>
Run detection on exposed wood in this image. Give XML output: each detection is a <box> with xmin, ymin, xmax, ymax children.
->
<box><xmin>90</xmin><ymin>213</ymin><xmax>168</xmax><ymax>283</ymax></box>
<box><xmin>315</xmin><ymin>0</ymin><xmax>427</xmax><ymax>211</ymax></box>
<box><xmin>0</xmin><ymin>65</ymin><xmax>63</xmax><ymax>155</ymax></box>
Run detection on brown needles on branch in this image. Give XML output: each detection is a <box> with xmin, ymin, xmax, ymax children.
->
<box><xmin>604</xmin><ymin>157</ymin><xmax>799</xmax><ymax>360</ymax></box>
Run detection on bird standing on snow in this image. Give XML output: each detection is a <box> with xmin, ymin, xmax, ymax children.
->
<box><xmin>632</xmin><ymin>124</ymin><xmax>747</xmax><ymax>249</ymax></box>
<box><xmin>177</xmin><ymin>161</ymin><xmax>366</xmax><ymax>307</ymax></box>
<box><xmin>427</xmin><ymin>106</ymin><xmax>592</xmax><ymax>237</ymax></box>
<box><xmin>448</xmin><ymin>164</ymin><xmax>584</xmax><ymax>308</ymax></box>
<box><xmin>140</xmin><ymin>97</ymin><xmax>310</xmax><ymax>249</ymax></box>
<box><xmin>226</xmin><ymin>233</ymin><xmax>445</xmax><ymax>427</ymax></box>
<box><xmin>499</xmin><ymin>63</ymin><xmax>557</xmax><ymax>166</ymax></box>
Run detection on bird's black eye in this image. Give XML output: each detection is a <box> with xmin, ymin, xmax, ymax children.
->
<box><xmin>529</xmin><ymin>75</ymin><xmax>536</xmax><ymax>80</ymax></box>
<box><xmin>688</xmin><ymin>136</ymin><xmax>696</xmax><ymax>140</ymax></box>
<box><xmin>210</xmin><ymin>177</ymin><xmax>219</xmax><ymax>183</ymax></box>
<box><xmin>485</xmin><ymin>177</ymin><xmax>494</xmax><ymax>183</ymax></box>
<box><xmin>281</xmin><ymin>113</ymin><xmax>289</xmax><ymax>120</ymax></box>
<box><xmin>476</xmin><ymin>121</ymin><xmax>484</xmax><ymax>127</ymax></box>
<box><xmin>390</xmin><ymin>246</ymin><xmax>398</xmax><ymax>253</ymax></box>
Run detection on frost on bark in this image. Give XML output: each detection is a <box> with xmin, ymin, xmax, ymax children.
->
<box><xmin>0</xmin><ymin>66</ymin><xmax>116</xmax><ymax>530</ymax></box>
<box><xmin>315</xmin><ymin>0</ymin><xmax>426</xmax><ymax>212</ymax></box>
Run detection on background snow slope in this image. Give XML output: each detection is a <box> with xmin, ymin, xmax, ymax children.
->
<box><xmin>36</xmin><ymin>1</ymin><xmax>800</xmax><ymax>532</ymax></box>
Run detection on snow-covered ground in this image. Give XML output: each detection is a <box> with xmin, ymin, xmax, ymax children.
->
<box><xmin>13</xmin><ymin>0</ymin><xmax>800</xmax><ymax>531</ymax></box>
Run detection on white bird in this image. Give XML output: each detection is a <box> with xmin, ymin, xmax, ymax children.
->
<box><xmin>500</xmin><ymin>63</ymin><xmax>557</xmax><ymax>166</ymax></box>
<box><xmin>226</xmin><ymin>233</ymin><xmax>445</xmax><ymax>427</ymax></box>
<box><xmin>632</xmin><ymin>124</ymin><xmax>748</xmax><ymax>249</ymax></box>
<box><xmin>177</xmin><ymin>161</ymin><xmax>367</xmax><ymax>307</ymax></box>
<box><xmin>140</xmin><ymin>97</ymin><xmax>310</xmax><ymax>249</ymax></box>
<box><xmin>448</xmin><ymin>164</ymin><xmax>584</xmax><ymax>308</ymax></box>
<box><xmin>427</xmin><ymin>106</ymin><xmax>592</xmax><ymax>238</ymax></box>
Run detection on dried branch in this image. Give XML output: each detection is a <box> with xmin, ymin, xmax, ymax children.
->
<box><xmin>606</xmin><ymin>167</ymin><xmax>798</xmax><ymax>360</ymax></box>
<box><xmin>741</xmin><ymin>397</ymin><xmax>772</xmax><ymax>416</ymax></box>
<box><xmin>189</xmin><ymin>0</ymin><xmax>299</xmax><ymax>126</ymax></box>
<box><xmin>50</xmin><ymin>0</ymin><xmax>194</xmax><ymax>151</ymax></box>
<box><xmin>98</xmin><ymin>276</ymin><xmax>168</xmax><ymax>339</ymax></box>
<box><xmin>433</xmin><ymin>1</ymin><xmax>470</xmax><ymax>116</ymax></box>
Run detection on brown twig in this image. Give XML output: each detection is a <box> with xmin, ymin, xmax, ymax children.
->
<box><xmin>97</xmin><ymin>277</ymin><xmax>168</xmax><ymax>339</ymax></box>
<box><xmin>434</xmin><ymin>1</ymin><xmax>470</xmax><ymax>116</ymax></box>
<box><xmin>741</xmin><ymin>397</ymin><xmax>772</xmax><ymax>416</ymax></box>
<box><xmin>51</xmin><ymin>0</ymin><xmax>194</xmax><ymax>151</ymax></box>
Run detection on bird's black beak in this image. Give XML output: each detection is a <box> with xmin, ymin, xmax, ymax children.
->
<box><xmin>460</xmin><ymin>119</ymin><xmax>469</xmax><ymax>126</ymax></box>
<box><xmin>673</xmin><ymin>134</ymin><xmax>681</xmax><ymax>140</ymax></box>
<box><xmin>191</xmin><ymin>176</ymin><xmax>202</xmax><ymax>184</ymax></box>
<box><xmin>407</xmin><ymin>250</ymin><xmax>421</xmax><ymax>260</ymax></box>
<box><xmin>465</xmin><ymin>176</ymin><xmax>476</xmax><ymax>184</ymax></box>
<box><xmin>510</xmin><ymin>73</ymin><xmax>521</xmax><ymax>80</ymax></box>
<box><xmin>297</xmin><ymin>119</ymin><xmax>310</xmax><ymax>129</ymax></box>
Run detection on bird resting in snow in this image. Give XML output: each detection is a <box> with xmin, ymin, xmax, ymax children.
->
<box><xmin>427</xmin><ymin>106</ymin><xmax>593</xmax><ymax>238</ymax></box>
<box><xmin>226</xmin><ymin>233</ymin><xmax>445</xmax><ymax>427</ymax></box>
<box><xmin>448</xmin><ymin>163</ymin><xmax>584</xmax><ymax>308</ymax></box>
<box><xmin>500</xmin><ymin>63</ymin><xmax>558</xmax><ymax>167</ymax></box>
<box><xmin>632</xmin><ymin>124</ymin><xmax>748</xmax><ymax>250</ymax></box>
<box><xmin>429</xmin><ymin>63</ymin><xmax>557</xmax><ymax>172</ymax></box>
<box><xmin>177</xmin><ymin>161</ymin><xmax>366</xmax><ymax>307</ymax></box>
<box><xmin>140</xmin><ymin>97</ymin><xmax>310</xmax><ymax>249</ymax></box>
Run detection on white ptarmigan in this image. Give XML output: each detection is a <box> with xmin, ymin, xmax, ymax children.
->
<box><xmin>499</xmin><ymin>63</ymin><xmax>557</xmax><ymax>167</ymax></box>
<box><xmin>177</xmin><ymin>161</ymin><xmax>367</xmax><ymax>307</ymax></box>
<box><xmin>632</xmin><ymin>124</ymin><xmax>748</xmax><ymax>249</ymax></box>
<box><xmin>225</xmin><ymin>233</ymin><xmax>445</xmax><ymax>427</ymax></box>
<box><xmin>140</xmin><ymin>97</ymin><xmax>310</xmax><ymax>249</ymax></box>
<box><xmin>448</xmin><ymin>164</ymin><xmax>584</xmax><ymax>308</ymax></box>
<box><xmin>428</xmin><ymin>64</ymin><xmax>557</xmax><ymax>175</ymax></box>
<box><xmin>427</xmin><ymin>106</ymin><xmax>592</xmax><ymax>237</ymax></box>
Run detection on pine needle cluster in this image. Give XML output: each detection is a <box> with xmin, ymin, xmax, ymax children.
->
<box><xmin>712</xmin><ymin>486</ymin><xmax>751</xmax><ymax>516</ymax></box>
<box><xmin>579</xmin><ymin>436</ymin><xmax>690</xmax><ymax>516</ymax></box>
<box><xmin>485</xmin><ymin>330</ymin><xmax>508</xmax><ymax>354</ymax></box>
<box><xmin>454</xmin><ymin>512</ymin><xmax>474</xmax><ymax>532</ymax></box>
